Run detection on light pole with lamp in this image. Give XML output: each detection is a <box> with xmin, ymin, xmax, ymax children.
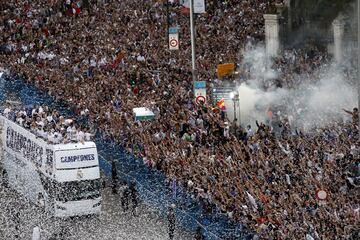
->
<box><xmin>230</xmin><ymin>91</ymin><xmax>240</xmax><ymax>125</ymax></box>
<box><xmin>189</xmin><ymin>0</ymin><xmax>198</xmax><ymax>92</ymax></box>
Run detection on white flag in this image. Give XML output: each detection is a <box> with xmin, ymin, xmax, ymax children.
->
<box><xmin>180</xmin><ymin>0</ymin><xmax>206</xmax><ymax>14</ymax></box>
<box><xmin>193</xmin><ymin>0</ymin><xmax>205</xmax><ymax>13</ymax></box>
<box><xmin>246</xmin><ymin>191</ymin><xmax>258</xmax><ymax>210</ymax></box>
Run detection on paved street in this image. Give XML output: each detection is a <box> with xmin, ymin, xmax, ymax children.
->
<box><xmin>0</xmin><ymin>183</ymin><xmax>193</xmax><ymax>240</ymax></box>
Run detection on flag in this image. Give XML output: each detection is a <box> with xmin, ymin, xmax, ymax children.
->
<box><xmin>217</xmin><ymin>63</ymin><xmax>235</xmax><ymax>78</ymax></box>
<box><xmin>217</xmin><ymin>98</ymin><xmax>225</xmax><ymax>110</ymax></box>
<box><xmin>111</xmin><ymin>52</ymin><xmax>125</xmax><ymax>69</ymax></box>
<box><xmin>246</xmin><ymin>191</ymin><xmax>258</xmax><ymax>210</ymax></box>
<box><xmin>179</xmin><ymin>0</ymin><xmax>205</xmax><ymax>14</ymax></box>
<box><xmin>179</xmin><ymin>6</ymin><xmax>190</xmax><ymax>14</ymax></box>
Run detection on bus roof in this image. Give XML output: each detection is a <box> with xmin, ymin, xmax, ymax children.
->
<box><xmin>52</xmin><ymin>141</ymin><xmax>96</xmax><ymax>151</ymax></box>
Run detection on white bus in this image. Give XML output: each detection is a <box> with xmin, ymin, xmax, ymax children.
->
<box><xmin>0</xmin><ymin>116</ymin><xmax>101</xmax><ymax>217</ymax></box>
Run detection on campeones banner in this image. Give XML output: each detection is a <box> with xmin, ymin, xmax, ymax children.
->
<box><xmin>1</xmin><ymin>116</ymin><xmax>54</xmax><ymax>176</ymax></box>
<box><xmin>1</xmin><ymin>116</ymin><xmax>98</xmax><ymax>175</ymax></box>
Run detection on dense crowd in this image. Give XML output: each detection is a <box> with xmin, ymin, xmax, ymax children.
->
<box><xmin>0</xmin><ymin>0</ymin><xmax>359</xmax><ymax>239</ymax></box>
<box><xmin>2</xmin><ymin>104</ymin><xmax>92</xmax><ymax>144</ymax></box>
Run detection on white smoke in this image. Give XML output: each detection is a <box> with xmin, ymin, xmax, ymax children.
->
<box><xmin>230</xmin><ymin>45</ymin><xmax>357</xmax><ymax>130</ymax></box>
<box><xmin>237</xmin><ymin>82</ymin><xmax>288</xmax><ymax>126</ymax></box>
<box><xmin>300</xmin><ymin>69</ymin><xmax>356</xmax><ymax>128</ymax></box>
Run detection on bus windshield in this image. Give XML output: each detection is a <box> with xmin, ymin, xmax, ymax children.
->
<box><xmin>56</xmin><ymin>179</ymin><xmax>101</xmax><ymax>202</ymax></box>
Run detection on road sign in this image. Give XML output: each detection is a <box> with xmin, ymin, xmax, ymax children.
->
<box><xmin>169</xmin><ymin>27</ymin><xmax>179</xmax><ymax>50</ymax></box>
<box><xmin>194</xmin><ymin>81</ymin><xmax>206</xmax><ymax>105</ymax></box>
<box><xmin>196</xmin><ymin>95</ymin><xmax>206</xmax><ymax>105</ymax></box>
<box><xmin>316</xmin><ymin>189</ymin><xmax>328</xmax><ymax>200</ymax></box>
<box><xmin>169</xmin><ymin>38</ymin><xmax>178</xmax><ymax>48</ymax></box>
<box><xmin>168</xmin><ymin>27</ymin><xmax>178</xmax><ymax>34</ymax></box>
<box><xmin>194</xmin><ymin>81</ymin><xmax>206</xmax><ymax>89</ymax></box>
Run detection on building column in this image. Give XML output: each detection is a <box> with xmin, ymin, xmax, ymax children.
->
<box><xmin>333</xmin><ymin>17</ymin><xmax>345</xmax><ymax>63</ymax></box>
<box><xmin>286</xmin><ymin>0</ymin><xmax>292</xmax><ymax>31</ymax></box>
<box><xmin>264</xmin><ymin>14</ymin><xmax>281</xmax><ymax>58</ymax></box>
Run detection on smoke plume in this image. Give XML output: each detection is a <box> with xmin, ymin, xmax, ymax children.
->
<box><xmin>229</xmin><ymin>45</ymin><xmax>357</xmax><ymax>130</ymax></box>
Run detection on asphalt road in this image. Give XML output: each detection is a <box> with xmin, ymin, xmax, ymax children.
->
<box><xmin>0</xmin><ymin>183</ymin><xmax>194</xmax><ymax>240</ymax></box>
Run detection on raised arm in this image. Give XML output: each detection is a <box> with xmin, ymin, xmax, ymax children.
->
<box><xmin>342</xmin><ymin>108</ymin><xmax>353</xmax><ymax>115</ymax></box>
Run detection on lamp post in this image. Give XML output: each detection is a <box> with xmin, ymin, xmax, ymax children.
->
<box><xmin>166</xmin><ymin>0</ymin><xmax>170</xmax><ymax>30</ymax></box>
<box><xmin>189</xmin><ymin>0</ymin><xmax>198</xmax><ymax>91</ymax></box>
<box><xmin>230</xmin><ymin>92</ymin><xmax>240</xmax><ymax>124</ymax></box>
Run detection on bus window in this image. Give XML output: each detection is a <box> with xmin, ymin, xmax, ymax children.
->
<box><xmin>55</xmin><ymin>179</ymin><xmax>101</xmax><ymax>202</ymax></box>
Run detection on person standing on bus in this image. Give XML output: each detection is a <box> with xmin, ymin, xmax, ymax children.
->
<box><xmin>168</xmin><ymin>204</ymin><xmax>176</xmax><ymax>240</ymax></box>
<box><xmin>3</xmin><ymin>104</ymin><xmax>11</xmax><ymax>118</ymax></box>
<box><xmin>111</xmin><ymin>159</ymin><xmax>118</xmax><ymax>194</ymax></box>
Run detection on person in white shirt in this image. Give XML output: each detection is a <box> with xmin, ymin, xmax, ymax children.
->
<box><xmin>47</xmin><ymin>128</ymin><xmax>62</xmax><ymax>144</ymax></box>
<box><xmin>224</xmin><ymin>122</ymin><xmax>230</xmax><ymax>139</ymax></box>
<box><xmin>191</xmin><ymin>131</ymin><xmax>197</xmax><ymax>142</ymax></box>
<box><xmin>3</xmin><ymin>106</ymin><xmax>11</xmax><ymax>118</ymax></box>
<box><xmin>188</xmin><ymin>116</ymin><xmax>196</xmax><ymax>128</ymax></box>
<box><xmin>30</xmin><ymin>122</ymin><xmax>37</xmax><ymax>133</ymax></box>
<box><xmin>38</xmin><ymin>106</ymin><xmax>44</xmax><ymax>114</ymax></box>
<box><xmin>84</xmin><ymin>131</ymin><xmax>93</xmax><ymax>141</ymax></box>
<box><xmin>36</xmin><ymin>117</ymin><xmax>44</xmax><ymax>128</ymax></box>
<box><xmin>90</xmin><ymin>56</ymin><xmax>97</xmax><ymax>67</ymax></box>
<box><xmin>37</xmin><ymin>127</ymin><xmax>47</xmax><ymax>139</ymax></box>
<box><xmin>196</xmin><ymin>117</ymin><xmax>204</xmax><ymax>129</ymax></box>
<box><xmin>59</xmin><ymin>116</ymin><xmax>66</xmax><ymax>126</ymax></box>
<box><xmin>47</xmin><ymin>130</ymin><xmax>56</xmax><ymax>143</ymax></box>
<box><xmin>46</xmin><ymin>114</ymin><xmax>54</xmax><ymax>124</ymax></box>
<box><xmin>246</xmin><ymin>125</ymin><xmax>253</xmax><ymax>138</ymax></box>
<box><xmin>32</xmin><ymin>107</ymin><xmax>38</xmax><ymax>116</ymax></box>
<box><xmin>76</xmin><ymin>129</ymin><xmax>85</xmax><ymax>142</ymax></box>
<box><xmin>67</xmin><ymin>125</ymin><xmax>77</xmax><ymax>140</ymax></box>
<box><xmin>16</xmin><ymin>114</ymin><xmax>25</xmax><ymax>126</ymax></box>
<box><xmin>53</xmin><ymin>131</ymin><xmax>63</xmax><ymax>144</ymax></box>
<box><xmin>136</xmin><ymin>54</ymin><xmax>145</xmax><ymax>62</ymax></box>
<box><xmin>64</xmin><ymin>118</ymin><xmax>73</xmax><ymax>126</ymax></box>
<box><xmin>19</xmin><ymin>107</ymin><xmax>27</xmax><ymax>117</ymax></box>
<box><xmin>99</xmin><ymin>56</ymin><xmax>107</xmax><ymax>67</ymax></box>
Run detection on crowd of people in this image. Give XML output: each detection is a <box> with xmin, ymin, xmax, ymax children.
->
<box><xmin>0</xmin><ymin>0</ymin><xmax>359</xmax><ymax>239</ymax></box>
<box><xmin>2</xmin><ymin>103</ymin><xmax>92</xmax><ymax>144</ymax></box>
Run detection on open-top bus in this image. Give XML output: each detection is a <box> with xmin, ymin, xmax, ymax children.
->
<box><xmin>0</xmin><ymin>116</ymin><xmax>101</xmax><ymax>217</ymax></box>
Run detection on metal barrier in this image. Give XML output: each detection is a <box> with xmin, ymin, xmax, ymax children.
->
<box><xmin>0</xmin><ymin>73</ymin><xmax>252</xmax><ymax>240</ymax></box>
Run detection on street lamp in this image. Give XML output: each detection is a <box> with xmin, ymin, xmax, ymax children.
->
<box><xmin>189</xmin><ymin>0</ymin><xmax>198</xmax><ymax>91</ymax></box>
<box><xmin>229</xmin><ymin>92</ymin><xmax>234</xmax><ymax>100</ymax></box>
<box><xmin>230</xmin><ymin>91</ymin><xmax>240</xmax><ymax>124</ymax></box>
